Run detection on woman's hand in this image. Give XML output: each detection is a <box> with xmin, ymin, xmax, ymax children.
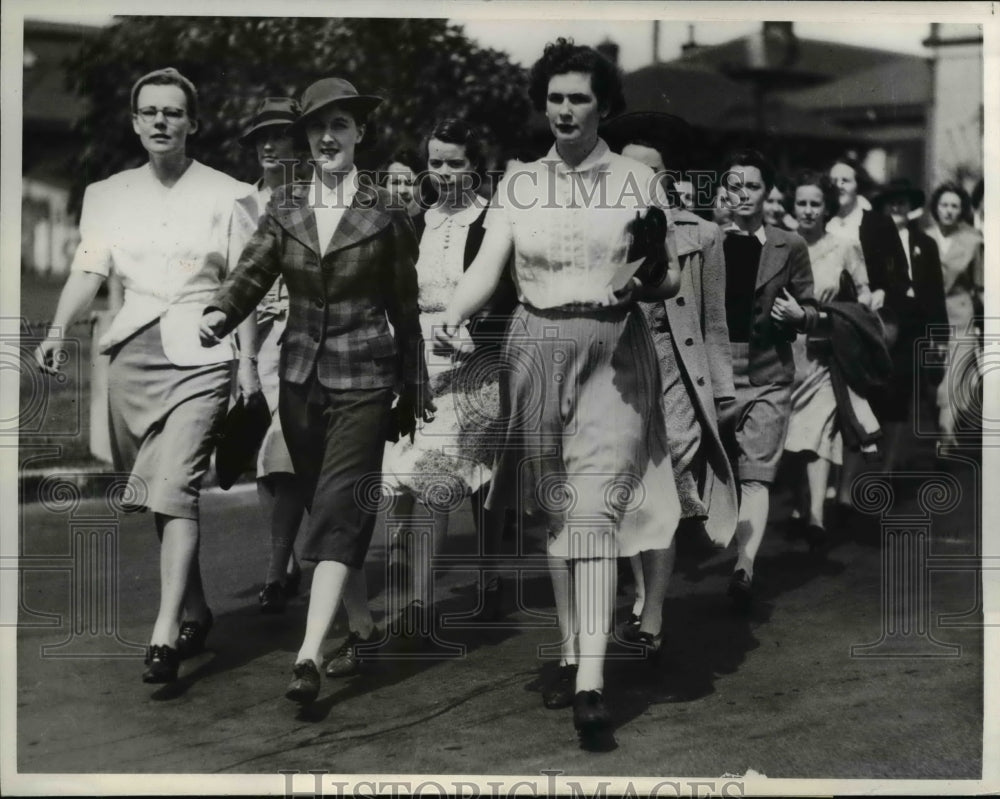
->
<box><xmin>432</xmin><ymin>319</ymin><xmax>470</xmax><ymax>356</ymax></box>
<box><xmin>395</xmin><ymin>384</ymin><xmax>437</xmax><ymax>443</ymax></box>
<box><xmin>34</xmin><ymin>336</ymin><xmax>68</xmax><ymax>377</ymax></box>
<box><xmin>771</xmin><ymin>288</ymin><xmax>805</xmax><ymax>327</ymax></box>
<box><xmin>597</xmin><ymin>276</ymin><xmax>642</xmax><ymax>307</ymax></box>
<box><xmin>237</xmin><ymin>356</ymin><xmax>262</xmax><ymax>397</ymax></box>
<box><xmin>200</xmin><ymin>309</ymin><xmax>228</xmax><ymax>346</ymax></box>
<box><xmin>817</xmin><ymin>284</ymin><xmax>838</xmax><ymax>305</ymax></box>
<box><xmin>869</xmin><ymin>288</ymin><xmax>886</xmax><ymax>312</ymax></box>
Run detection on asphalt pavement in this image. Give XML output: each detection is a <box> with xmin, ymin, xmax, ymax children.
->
<box><xmin>14</xmin><ymin>447</ymin><xmax>984</xmax><ymax>784</ymax></box>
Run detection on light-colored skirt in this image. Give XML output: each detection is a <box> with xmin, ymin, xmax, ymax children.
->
<box><xmin>107</xmin><ymin>320</ymin><xmax>232</xmax><ymax>519</ymax></box>
<box><xmin>485</xmin><ymin>303</ymin><xmax>679</xmax><ymax>560</ymax></box>
<box><xmin>382</xmin><ymin>313</ymin><xmax>500</xmax><ymax>504</ymax></box>
<box><xmin>255</xmin><ymin>313</ymin><xmax>295</xmax><ymax>477</ymax></box>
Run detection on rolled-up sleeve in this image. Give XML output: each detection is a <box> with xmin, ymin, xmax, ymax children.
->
<box><xmin>70</xmin><ymin>184</ymin><xmax>113</xmax><ymax>277</ymax></box>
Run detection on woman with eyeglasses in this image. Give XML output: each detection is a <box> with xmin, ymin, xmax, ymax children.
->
<box><xmin>34</xmin><ymin>68</ymin><xmax>256</xmax><ymax>683</ymax></box>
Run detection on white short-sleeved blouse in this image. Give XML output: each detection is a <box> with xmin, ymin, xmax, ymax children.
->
<box><xmin>486</xmin><ymin>139</ymin><xmax>655</xmax><ymax>309</ymax></box>
<box><xmin>71</xmin><ymin>160</ymin><xmax>253</xmax><ymax>365</ymax></box>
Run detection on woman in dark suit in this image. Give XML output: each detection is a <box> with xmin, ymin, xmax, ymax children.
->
<box><xmin>201</xmin><ymin>77</ymin><xmax>431</xmax><ymax>706</ymax></box>
<box><xmin>871</xmin><ymin>178</ymin><xmax>949</xmax><ymax>471</ymax></box>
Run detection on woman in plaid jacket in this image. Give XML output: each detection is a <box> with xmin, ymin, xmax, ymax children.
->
<box><xmin>201</xmin><ymin>77</ymin><xmax>431</xmax><ymax>705</ymax></box>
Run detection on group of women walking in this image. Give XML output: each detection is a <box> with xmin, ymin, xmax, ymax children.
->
<box><xmin>34</xmin><ymin>36</ymin><xmax>981</xmax><ymax>743</ymax></box>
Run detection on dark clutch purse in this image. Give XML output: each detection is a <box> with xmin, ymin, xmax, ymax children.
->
<box><xmin>214</xmin><ymin>391</ymin><xmax>271</xmax><ymax>490</ymax></box>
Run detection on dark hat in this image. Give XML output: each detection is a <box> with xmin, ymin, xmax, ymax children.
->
<box><xmin>872</xmin><ymin>178</ymin><xmax>925</xmax><ymax>212</ymax></box>
<box><xmin>600</xmin><ymin>111</ymin><xmax>694</xmax><ymax>169</ymax></box>
<box><xmin>214</xmin><ymin>392</ymin><xmax>272</xmax><ymax>490</ymax></box>
<box><xmin>238</xmin><ymin>97</ymin><xmax>300</xmax><ymax>147</ymax></box>
<box><xmin>293</xmin><ymin>77</ymin><xmax>383</xmax><ymax>130</ymax></box>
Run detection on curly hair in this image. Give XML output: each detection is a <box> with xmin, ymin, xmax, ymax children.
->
<box><xmin>929</xmin><ymin>181</ymin><xmax>974</xmax><ymax>226</ymax></box>
<box><xmin>791</xmin><ymin>169</ymin><xmax>840</xmax><ymax>220</ymax></box>
<box><xmin>424</xmin><ymin>118</ymin><xmax>487</xmax><ymax>177</ymax></box>
<box><xmin>527</xmin><ymin>38</ymin><xmax>625</xmax><ymax>117</ymax></box>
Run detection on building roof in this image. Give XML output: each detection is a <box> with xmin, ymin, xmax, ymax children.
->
<box><xmin>675</xmin><ymin>33</ymin><xmax>909</xmax><ymax>82</ymax></box>
<box><xmin>778</xmin><ymin>56</ymin><xmax>932</xmax><ymax>111</ymax></box>
<box><xmin>622</xmin><ymin>63</ymin><xmax>867</xmax><ymax>141</ymax></box>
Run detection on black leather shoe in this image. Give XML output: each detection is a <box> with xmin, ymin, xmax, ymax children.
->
<box><xmin>573</xmin><ymin>690</ymin><xmax>611</xmax><ymax>734</ymax></box>
<box><xmin>285</xmin><ymin>660</ymin><xmax>321</xmax><ymax>704</ymax></box>
<box><xmin>542</xmin><ymin>663</ymin><xmax>577</xmax><ymax>709</ymax></box>
<box><xmin>142</xmin><ymin>644</ymin><xmax>180</xmax><ymax>683</ymax></box>
<box><xmin>325</xmin><ymin>630</ymin><xmax>374</xmax><ymax>678</ymax></box>
<box><xmin>728</xmin><ymin>569</ymin><xmax>753</xmax><ymax>610</ymax></box>
<box><xmin>805</xmin><ymin>523</ymin><xmax>830</xmax><ymax>555</ymax></box>
<box><xmin>260</xmin><ymin>582</ymin><xmax>287</xmax><ymax>614</ymax></box>
<box><xmin>635</xmin><ymin>630</ymin><xmax>663</xmax><ymax>661</ymax></box>
<box><xmin>621</xmin><ymin>612</ymin><xmax>641</xmax><ymax>642</ymax></box>
<box><xmin>177</xmin><ymin>610</ymin><xmax>213</xmax><ymax>659</ymax></box>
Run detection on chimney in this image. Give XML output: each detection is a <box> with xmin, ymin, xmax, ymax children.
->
<box><xmin>596</xmin><ymin>38</ymin><xmax>619</xmax><ymax>66</ymax></box>
<box><xmin>681</xmin><ymin>24</ymin><xmax>701</xmax><ymax>56</ymax></box>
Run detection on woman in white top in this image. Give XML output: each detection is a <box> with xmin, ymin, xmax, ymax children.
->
<box><xmin>381</xmin><ymin>118</ymin><xmax>515</xmax><ymax>637</ymax></box>
<box><xmin>436</xmin><ymin>40</ymin><xmax>682</xmax><ymax>738</ymax></box>
<box><xmin>783</xmin><ymin>171</ymin><xmax>882</xmax><ymax>550</ymax></box>
<box><xmin>35</xmin><ymin>68</ymin><xmax>256</xmax><ymax>683</ymax></box>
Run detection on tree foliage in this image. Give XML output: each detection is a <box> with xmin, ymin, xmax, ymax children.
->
<box><xmin>65</xmin><ymin>16</ymin><xmax>531</xmax><ymax>213</ymax></box>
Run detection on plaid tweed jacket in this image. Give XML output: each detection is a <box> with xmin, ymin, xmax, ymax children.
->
<box><xmin>210</xmin><ymin>180</ymin><xmax>427</xmax><ymax>390</ymax></box>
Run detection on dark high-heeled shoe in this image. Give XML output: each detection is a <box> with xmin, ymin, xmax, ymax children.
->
<box><xmin>177</xmin><ymin>610</ymin><xmax>213</xmax><ymax>659</ymax></box>
<box><xmin>635</xmin><ymin>630</ymin><xmax>663</xmax><ymax>662</ymax></box>
<box><xmin>285</xmin><ymin>659</ymin><xmax>321</xmax><ymax>704</ymax></box>
<box><xmin>805</xmin><ymin>523</ymin><xmax>830</xmax><ymax>555</ymax></box>
<box><xmin>259</xmin><ymin>581</ymin><xmax>287</xmax><ymax>614</ymax></box>
<box><xmin>573</xmin><ymin>690</ymin><xmax>611</xmax><ymax>734</ymax></box>
<box><xmin>542</xmin><ymin>663</ymin><xmax>577</xmax><ymax>709</ymax></box>
<box><xmin>142</xmin><ymin>644</ymin><xmax>180</xmax><ymax>683</ymax></box>
<box><xmin>621</xmin><ymin>612</ymin><xmax>641</xmax><ymax>642</ymax></box>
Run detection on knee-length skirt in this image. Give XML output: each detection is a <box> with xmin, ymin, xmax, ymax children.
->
<box><xmin>107</xmin><ymin>320</ymin><xmax>233</xmax><ymax>520</ymax></box>
<box><xmin>485</xmin><ymin>304</ymin><xmax>680</xmax><ymax>560</ymax></box>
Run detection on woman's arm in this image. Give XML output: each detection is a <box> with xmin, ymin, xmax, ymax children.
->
<box><xmin>443</xmin><ymin>222</ymin><xmax>514</xmax><ymax>330</ymax></box>
<box><xmin>34</xmin><ymin>271</ymin><xmax>105</xmax><ymax>374</ymax></box>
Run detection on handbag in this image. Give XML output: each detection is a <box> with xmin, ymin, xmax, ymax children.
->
<box><xmin>214</xmin><ymin>391</ymin><xmax>272</xmax><ymax>490</ymax></box>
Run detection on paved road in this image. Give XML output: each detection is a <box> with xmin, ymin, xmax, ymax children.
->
<box><xmin>14</xmin><ymin>450</ymin><xmax>983</xmax><ymax>784</ymax></box>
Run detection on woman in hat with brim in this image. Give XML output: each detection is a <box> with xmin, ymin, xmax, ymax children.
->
<box><xmin>870</xmin><ymin>178</ymin><xmax>948</xmax><ymax>472</ymax></box>
<box><xmin>35</xmin><ymin>67</ymin><xmax>256</xmax><ymax>683</ymax></box>
<box><xmin>201</xmin><ymin>77</ymin><xmax>431</xmax><ymax>705</ymax></box>
<box><xmin>227</xmin><ymin>97</ymin><xmax>309</xmax><ymax>614</ymax></box>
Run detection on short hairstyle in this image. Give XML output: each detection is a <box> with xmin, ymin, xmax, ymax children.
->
<box><xmin>828</xmin><ymin>156</ymin><xmax>875</xmax><ymax>199</ymax></box>
<box><xmin>382</xmin><ymin>147</ymin><xmax>423</xmax><ymax>177</ymax></box>
<box><xmin>528</xmin><ymin>37</ymin><xmax>626</xmax><ymax>117</ymax></box>
<box><xmin>723</xmin><ymin>148</ymin><xmax>776</xmax><ymax>192</ymax></box>
<box><xmin>929</xmin><ymin>181</ymin><xmax>974</xmax><ymax>226</ymax></box>
<box><xmin>424</xmin><ymin>118</ymin><xmax>487</xmax><ymax>177</ymax></box>
<box><xmin>130</xmin><ymin>67</ymin><xmax>199</xmax><ymax>120</ymax></box>
<box><xmin>791</xmin><ymin>169</ymin><xmax>840</xmax><ymax>220</ymax></box>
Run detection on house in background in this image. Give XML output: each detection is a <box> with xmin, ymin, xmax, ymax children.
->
<box><xmin>22</xmin><ymin>19</ymin><xmax>98</xmax><ymax>278</ymax></box>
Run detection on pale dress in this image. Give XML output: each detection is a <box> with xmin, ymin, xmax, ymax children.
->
<box><xmin>483</xmin><ymin>140</ymin><xmax>680</xmax><ymax>559</ymax></box>
<box><xmin>785</xmin><ymin>233</ymin><xmax>878</xmax><ymax>463</ymax></box>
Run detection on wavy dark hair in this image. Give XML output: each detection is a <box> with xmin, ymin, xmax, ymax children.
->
<box><xmin>722</xmin><ymin>148</ymin><xmax>776</xmax><ymax>192</ymax></box>
<box><xmin>527</xmin><ymin>38</ymin><xmax>625</xmax><ymax>117</ymax></box>
<box><xmin>791</xmin><ymin>169</ymin><xmax>840</xmax><ymax>220</ymax></box>
<box><xmin>929</xmin><ymin>181</ymin><xmax>974</xmax><ymax>226</ymax></box>
<box><xmin>424</xmin><ymin>118</ymin><xmax>487</xmax><ymax>177</ymax></box>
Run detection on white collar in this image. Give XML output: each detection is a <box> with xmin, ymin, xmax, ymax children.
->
<box><xmin>314</xmin><ymin>167</ymin><xmax>359</xmax><ymax>209</ymax></box>
<box><xmin>724</xmin><ymin>222</ymin><xmax>767</xmax><ymax>244</ymax></box>
<box><xmin>544</xmin><ymin>138</ymin><xmax>612</xmax><ymax>176</ymax></box>
<box><xmin>423</xmin><ymin>197</ymin><xmax>486</xmax><ymax>230</ymax></box>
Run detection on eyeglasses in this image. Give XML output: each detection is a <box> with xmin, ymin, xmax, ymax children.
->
<box><xmin>135</xmin><ymin>106</ymin><xmax>187</xmax><ymax>123</ymax></box>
